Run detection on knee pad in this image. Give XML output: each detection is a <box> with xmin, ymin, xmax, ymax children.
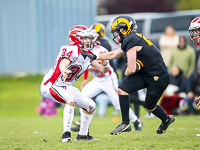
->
<box><xmin>87</xmin><ymin>100</ymin><xmax>96</xmax><ymax>113</ymax></box>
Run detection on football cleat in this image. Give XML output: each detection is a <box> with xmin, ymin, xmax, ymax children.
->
<box><xmin>110</xmin><ymin>122</ymin><xmax>132</xmax><ymax>135</ymax></box>
<box><xmin>87</xmin><ymin>132</ymin><xmax>99</xmax><ymax>140</ymax></box>
<box><xmin>75</xmin><ymin>134</ymin><xmax>98</xmax><ymax>141</ymax></box>
<box><xmin>61</xmin><ymin>131</ymin><xmax>72</xmax><ymax>143</ymax></box>
<box><xmin>133</xmin><ymin>119</ymin><xmax>142</xmax><ymax>131</ymax></box>
<box><xmin>156</xmin><ymin>115</ymin><xmax>175</xmax><ymax>134</ymax></box>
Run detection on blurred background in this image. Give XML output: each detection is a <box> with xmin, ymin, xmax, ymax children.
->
<box><xmin>1</xmin><ymin>2</ymin><xmax>200</xmax><ymax>148</ymax></box>
<box><xmin>0</xmin><ymin>0</ymin><xmax>200</xmax><ymax>75</ymax></box>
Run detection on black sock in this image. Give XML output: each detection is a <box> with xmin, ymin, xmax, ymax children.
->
<box><xmin>151</xmin><ymin>105</ymin><xmax>168</xmax><ymax>123</ymax></box>
<box><xmin>134</xmin><ymin>104</ymin><xmax>139</xmax><ymax>118</ymax></box>
<box><xmin>119</xmin><ymin>95</ymin><xmax>130</xmax><ymax>125</ymax></box>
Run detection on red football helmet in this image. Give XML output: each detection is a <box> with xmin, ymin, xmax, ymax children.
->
<box><xmin>188</xmin><ymin>17</ymin><xmax>200</xmax><ymax>43</ymax></box>
<box><xmin>69</xmin><ymin>25</ymin><xmax>93</xmax><ymax>51</ymax></box>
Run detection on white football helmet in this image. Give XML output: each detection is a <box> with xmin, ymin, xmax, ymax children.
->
<box><xmin>188</xmin><ymin>17</ymin><xmax>200</xmax><ymax>43</ymax></box>
<box><xmin>69</xmin><ymin>25</ymin><xmax>93</xmax><ymax>51</ymax></box>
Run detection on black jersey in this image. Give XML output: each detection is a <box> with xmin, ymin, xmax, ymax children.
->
<box><xmin>121</xmin><ymin>32</ymin><xmax>167</xmax><ymax>76</ymax></box>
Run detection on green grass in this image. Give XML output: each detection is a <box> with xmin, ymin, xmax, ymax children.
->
<box><xmin>1</xmin><ymin>74</ymin><xmax>200</xmax><ymax>150</ymax></box>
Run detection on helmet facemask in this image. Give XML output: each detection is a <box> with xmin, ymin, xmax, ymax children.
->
<box><xmin>189</xmin><ymin>28</ymin><xmax>200</xmax><ymax>43</ymax></box>
<box><xmin>77</xmin><ymin>29</ymin><xmax>94</xmax><ymax>51</ymax></box>
<box><xmin>111</xmin><ymin>23</ymin><xmax>131</xmax><ymax>44</ymax></box>
<box><xmin>188</xmin><ymin>17</ymin><xmax>200</xmax><ymax>43</ymax></box>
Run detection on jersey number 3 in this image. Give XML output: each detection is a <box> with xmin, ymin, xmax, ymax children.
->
<box><xmin>65</xmin><ymin>65</ymin><xmax>82</xmax><ymax>81</ymax></box>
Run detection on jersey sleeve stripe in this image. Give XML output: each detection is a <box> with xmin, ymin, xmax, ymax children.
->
<box><xmin>44</xmin><ymin>57</ymin><xmax>62</xmax><ymax>85</ymax></box>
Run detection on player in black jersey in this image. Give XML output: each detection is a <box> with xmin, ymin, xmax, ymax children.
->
<box><xmin>97</xmin><ymin>15</ymin><xmax>175</xmax><ymax>135</ymax></box>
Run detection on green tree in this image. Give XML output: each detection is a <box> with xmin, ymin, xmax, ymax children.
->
<box><xmin>178</xmin><ymin>0</ymin><xmax>200</xmax><ymax>10</ymax></box>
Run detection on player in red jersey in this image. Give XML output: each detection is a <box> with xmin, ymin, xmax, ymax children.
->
<box><xmin>189</xmin><ymin>17</ymin><xmax>200</xmax><ymax>108</ymax></box>
<box><xmin>40</xmin><ymin>25</ymin><xmax>108</xmax><ymax>142</ymax></box>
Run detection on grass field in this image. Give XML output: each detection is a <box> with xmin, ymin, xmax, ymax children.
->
<box><xmin>1</xmin><ymin>74</ymin><xmax>200</xmax><ymax>150</ymax></box>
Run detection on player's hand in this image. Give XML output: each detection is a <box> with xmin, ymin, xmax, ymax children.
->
<box><xmin>98</xmin><ymin>60</ymin><xmax>108</xmax><ymax>66</ymax></box>
<box><xmin>62</xmin><ymin>70</ymin><xmax>72</xmax><ymax>82</ymax></box>
<box><xmin>195</xmin><ymin>96</ymin><xmax>200</xmax><ymax>102</ymax></box>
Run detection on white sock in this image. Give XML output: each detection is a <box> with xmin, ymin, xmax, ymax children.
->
<box><xmin>79</xmin><ymin>109</ymin><xmax>93</xmax><ymax>136</ymax></box>
<box><xmin>129</xmin><ymin>108</ymin><xmax>138</xmax><ymax>123</ymax></box>
<box><xmin>63</xmin><ymin>104</ymin><xmax>75</xmax><ymax>133</ymax></box>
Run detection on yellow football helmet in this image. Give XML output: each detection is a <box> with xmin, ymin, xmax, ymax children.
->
<box><xmin>111</xmin><ymin>15</ymin><xmax>137</xmax><ymax>43</ymax></box>
<box><xmin>90</xmin><ymin>23</ymin><xmax>106</xmax><ymax>39</ymax></box>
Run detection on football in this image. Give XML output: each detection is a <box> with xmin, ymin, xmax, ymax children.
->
<box><xmin>135</xmin><ymin>61</ymin><xmax>141</xmax><ymax>73</ymax></box>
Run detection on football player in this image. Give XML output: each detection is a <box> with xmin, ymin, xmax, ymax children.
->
<box><xmin>189</xmin><ymin>17</ymin><xmax>200</xmax><ymax>108</ymax></box>
<box><xmin>40</xmin><ymin>25</ymin><xmax>108</xmax><ymax>142</ymax></box>
<box><xmin>96</xmin><ymin>15</ymin><xmax>175</xmax><ymax>135</ymax></box>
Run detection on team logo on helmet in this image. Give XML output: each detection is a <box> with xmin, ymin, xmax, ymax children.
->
<box><xmin>111</xmin><ymin>15</ymin><xmax>137</xmax><ymax>44</ymax></box>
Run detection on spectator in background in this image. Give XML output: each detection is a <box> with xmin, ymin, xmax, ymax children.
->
<box><xmin>160</xmin><ymin>65</ymin><xmax>187</xmax><ymax>115</ymax></box>
<box><xmin>95</xmin><ymin>93</ymin><xmax>111</xmax><ymax>116</ymax></box>
<box><xmin>159</xmin><ymin>26</ymin><xmax>179</xmax><ymax>66</ymax></box>
<box><xmin>95</xmin><ymin>93</ymin><xmax>120</xmax><ymax>117</ymax></box>
<box><xmin>36</xmin><ymin>97</ymin><xmax>58</xmax><ymax>116</ymax></box>
<box><xmin>185</xmin><ymin>64</ymin><xmax>200</xmax><ymax>115</ymax></box>
<box><xmin>168</xmin><ymin>36</ymin><xmax>196</xmax><ymax>79</ymax></box>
